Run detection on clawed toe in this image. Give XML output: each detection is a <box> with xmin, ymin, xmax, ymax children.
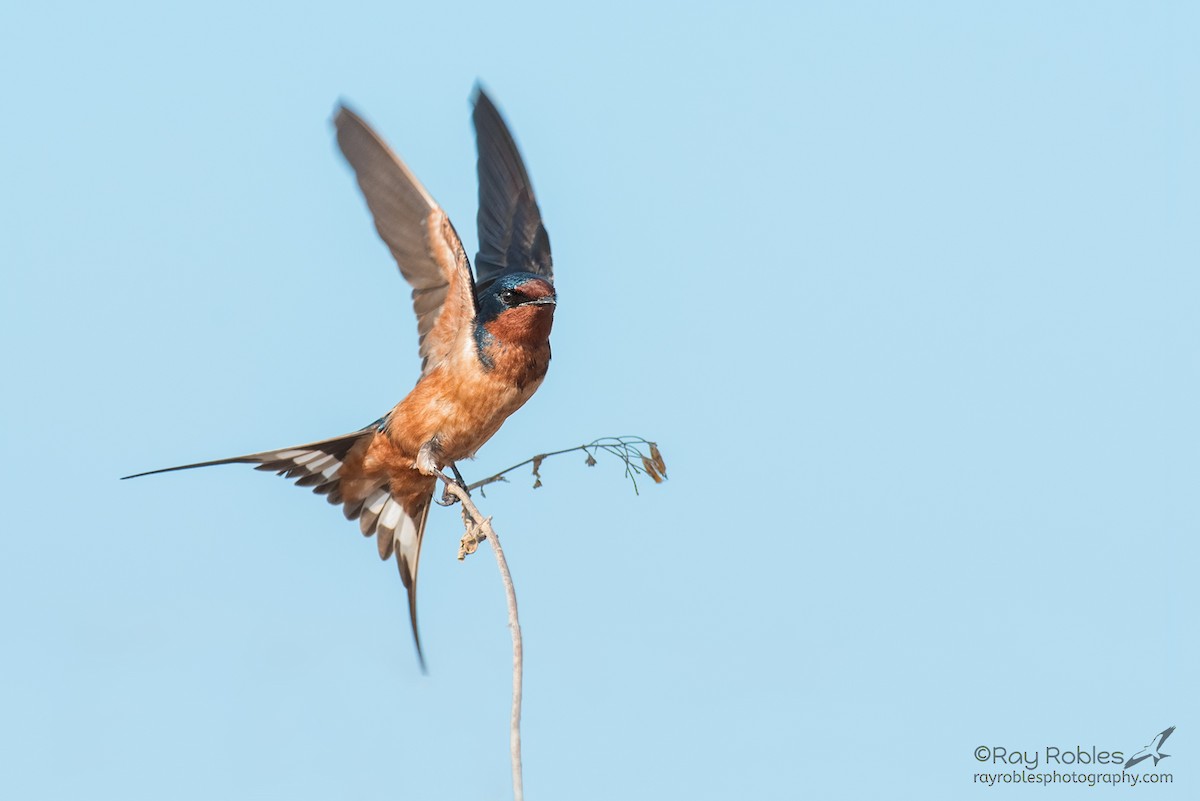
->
<box><xmin>432</xmin><ymin>466</ymin><xmax>469</xmax><ymax>507</ymax></box>
<box><xmin>435</xmin><ymin>480</ymin><xmax>460</xmax><ymax>507</ymax></box>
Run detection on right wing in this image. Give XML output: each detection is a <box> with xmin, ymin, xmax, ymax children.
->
<box><xmin>472</xmin><ymin>88</ymin><xmax>553</xmax><ymax>288</ymax></box>
<box><xmin>334</xmin><ymin>105</ymin><xmax>478</xmax><ymax>375</ymax></box>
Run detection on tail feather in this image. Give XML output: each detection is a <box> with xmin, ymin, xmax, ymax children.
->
<box><xmin>354</xmin><ymin>481</ymin><xmax>434</xmax><ymax>671</ymax></box>
<box><xmin>122</xmin><ymin>423</ymin><xmax>436</xmax><ymax>669</ymax></box>
<box><xmin>121</xmin><ymin>454</ymin><xmax>259</xmax><ymax>479</ymax></box>
<box><xmin>121</xmin><ymin>428</ymin><xmax>371</xmax><ymax>486</ymax></box>
<box><xmin>398</xmin><ymin>498</ymin><xmax>432</xmax><ymax>672</ymax></box>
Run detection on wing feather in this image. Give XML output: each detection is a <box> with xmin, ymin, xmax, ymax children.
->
<box><xmin>472</xmin><ymin>89</ymin><xmax>553</xmax><ymax>286</ymax></box>
<box><xmin>334</xmin><ymin>105</ymin><xmax>477</xmax><ymax>374</ymax></box>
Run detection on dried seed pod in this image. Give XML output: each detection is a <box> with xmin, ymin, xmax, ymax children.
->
<box><xmin>641</xmin><ymin>456</ymin><xmax>664</xmax><ymax>484</ymax></box>
<box><xmin>649</xmin><ymin>442</ymin><xmax>667</xmax><ymax>477</ymax></box>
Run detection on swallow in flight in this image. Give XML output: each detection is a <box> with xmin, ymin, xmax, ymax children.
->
<box><xmin>124</xmin><ymin>89</ymin><xmax>555</xmax><ymax>669</ymax></box>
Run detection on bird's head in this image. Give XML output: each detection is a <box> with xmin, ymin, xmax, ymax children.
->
<box><xmin>476</xmin><ymin>273</ymin><xmax>556</xmax><ymax>345</ymax></box>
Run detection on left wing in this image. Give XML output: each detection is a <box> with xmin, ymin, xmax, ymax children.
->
<box><xmin>334</xmin><ymin>105</ymin><xmax>477</xmax><ymax>374</ymax></box>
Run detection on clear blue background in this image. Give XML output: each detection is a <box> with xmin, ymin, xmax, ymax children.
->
<box><xmin>2</xmin><ymin>2</ymin><xmax>1195</xmax><ymax>798</ymax></box>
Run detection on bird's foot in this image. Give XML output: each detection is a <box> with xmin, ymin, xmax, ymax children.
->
<box><xmin>434</xmin><ymin>479</ymin><xmax>458</xmax><ymax>507</ymax></box>
<box><xmin>434</xmin><ymin>462</ymin><xmax>470</xmax><ymax>507</ymax></box>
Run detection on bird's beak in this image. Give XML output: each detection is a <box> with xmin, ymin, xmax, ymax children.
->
<box><xmin>522</xmin><ymin>295</ymin><xmax>556</xmax><ymax>307</ymax></box>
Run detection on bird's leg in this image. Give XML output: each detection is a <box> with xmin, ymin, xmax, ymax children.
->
<box><xmin>434</xmin><ymin>476</ymin><xmax>458</xmax><ymax>506</ymax></box>
<box><xmin>434</xmin><ymin>461</ymin><xmax>471</xmax><ymax>507</ymax></box>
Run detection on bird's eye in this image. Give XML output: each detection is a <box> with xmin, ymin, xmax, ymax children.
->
<box><xmin>501</xmin><ymin>289</ymin><xmax>520</xmax><ymax>305</ymax></box>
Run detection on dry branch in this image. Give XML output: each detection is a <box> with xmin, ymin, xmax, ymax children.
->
<box><xmin>468</xmin><ymin>436</ymin><xmax>667</xmax><ymax>495</ymax></box>
<box><xmin>440</xmin><ymin>478</ymin><xmax>524</xmax><ymax>800</ymax></box>
<box><xmin>442</xmin><ymin>435</ymin><xmax>665</xmax><ymax>800</ymax></box>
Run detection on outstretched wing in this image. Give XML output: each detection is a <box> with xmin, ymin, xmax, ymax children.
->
<box><xmin>472</xmin><ymin>89</ymin><xmax>553</xmax><ymax>288</ymax></box>
<box><xmin>334</xmin><ymin>105</ymin><xmax>477</xmax><ymax>375</ymax></box>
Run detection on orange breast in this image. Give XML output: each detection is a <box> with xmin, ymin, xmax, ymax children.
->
<box><xmin>379</xmin><ymin>343</ymin><xmax>550</xmax><ymax>471</ymax></box>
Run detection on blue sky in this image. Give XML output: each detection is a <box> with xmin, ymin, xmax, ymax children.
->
<box><xmin>2</xmin><ymin>2</ymin><xmax>1196</xmax><ymax>798</ymax></box>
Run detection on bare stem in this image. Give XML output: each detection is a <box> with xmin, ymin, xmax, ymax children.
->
<box><xmin>467</xmin><ymin>436</ymin><xmax>663</xmax><ymax>494</ymax></box>
<box><xmin>466</xmin><ymin>444</ymin><xmax>590</xmax><ymax>491</ymax></box>
<box><xmin>441</xmin><ymin>479</ymin><xmax>524</xmax><ymax>801</ymax></box>
<box><xmin>440</xmin><ymin>435</ymin><xmax>663</xmax><ymax>800</ymax></box>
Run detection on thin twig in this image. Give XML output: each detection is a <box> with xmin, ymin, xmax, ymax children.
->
<box><xmin>466</xmin><ymin>444</ymin><xmax>593</xmax><ymax>491</ymax></box>
<box><xmin>441</xmin><ymin>479</ymin><xmax>524</xmax><ymax>801</ymax></box>
<box><xmin>467</xmin><ymin>436</ymin><xmax>664</xmax><ymax>493</ymax></box>
<box><xmin>441</xmin><ymin>435</ymin><xmax>664</xmax><ymax>800</ymax></box>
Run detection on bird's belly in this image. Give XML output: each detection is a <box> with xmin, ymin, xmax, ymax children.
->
<box><xmin>433</xmin><ymin>374</ymin><xmax>541</xmax><ymax>460</ymax></box>
<box><xmin>386</xmin><ymin>351</ymin><xmax>547</xmax><ymax>465</ymax></box>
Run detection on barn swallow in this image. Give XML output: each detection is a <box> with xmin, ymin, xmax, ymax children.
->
<box><xmin>123</xmin><ymin>89</ymin><xmax>555</xmax><ymax>670</ymax></box>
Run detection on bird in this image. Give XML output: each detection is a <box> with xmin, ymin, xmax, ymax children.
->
<box><xmin>123</xmin><ymin>88</ymin><xmax>556</xmax><ymax>671</ymax></box>
<box><xmin>1123</xmin><ymin>726</ymin><xmax>1175</xmax><ymax>769</ymax></box>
